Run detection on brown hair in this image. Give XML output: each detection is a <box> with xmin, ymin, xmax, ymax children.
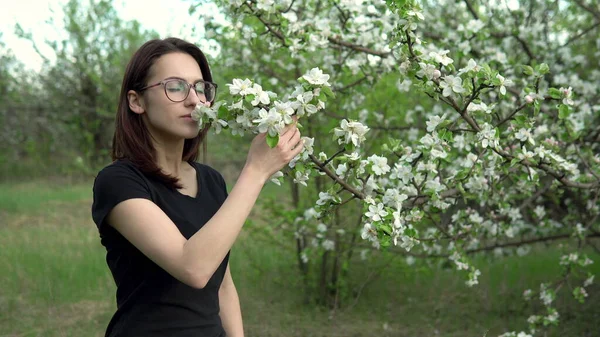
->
<box><xmin>112</xmin><ymin>37</ymin><xmax>212</xmax><ymax>189</ymax></box>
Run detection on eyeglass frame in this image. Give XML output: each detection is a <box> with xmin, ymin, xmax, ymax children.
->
<box><xmin>138</xmin><ymin>77</ymin><xmax>219</xmax><ymax>103</ymax></box>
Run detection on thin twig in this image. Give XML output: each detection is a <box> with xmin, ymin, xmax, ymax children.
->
<box><xmin>463</xmin><ymin>0</ymin><xmax>480</xmax><ymax>20</ymax></box>
<box><xmin>495</xmin><ymin>103</ymin><xmax>529</xmax><ymax>127</ymax></box>
<box><xmin>327</xmin><ymin>37</ymin><xmax>391</xmax><ymax>57</ymax></box>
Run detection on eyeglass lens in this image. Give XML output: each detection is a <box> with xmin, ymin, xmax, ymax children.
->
<box><xmin>165</xmin><ymin>79</ymin><xmax>215</xmax><ymax>102</ymax></box>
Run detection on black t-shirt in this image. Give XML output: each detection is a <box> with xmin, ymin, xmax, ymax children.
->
<box><xmin>91</xmin><ymin>159</ymin><xmax>230</xmax><ymax>337</ymax></box>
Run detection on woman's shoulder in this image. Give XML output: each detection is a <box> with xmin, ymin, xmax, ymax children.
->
<box><xmin>94</xmin><ymin>159</ymin><xmax>147</xmax><ymax>183</ymax></box>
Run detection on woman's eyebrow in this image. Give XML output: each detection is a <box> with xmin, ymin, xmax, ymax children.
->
<box><xmin>163</xmin><ymin>76</ymin><xmax>204</xmax><ymax>82</ymax></box>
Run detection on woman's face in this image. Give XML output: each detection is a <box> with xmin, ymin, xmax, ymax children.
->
<box><xmin>135</xmin><ymin>52</ymin><xmax>207</xmax><ymax>141</ymax></box>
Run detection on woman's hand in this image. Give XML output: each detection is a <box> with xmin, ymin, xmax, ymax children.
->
<box><xmin>244</xmin><ymin>116</ymin><xmax>304</xmax><ymax>183</ymax></box>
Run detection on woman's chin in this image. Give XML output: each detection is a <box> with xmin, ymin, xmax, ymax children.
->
<box><xmin>183</xmin><ymin>127</ymin><xmax>202</xmax><ymax>139</ymax></box>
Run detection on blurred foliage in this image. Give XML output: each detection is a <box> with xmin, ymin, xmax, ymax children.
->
<box><xmin>0</xmin><ymin>0</ymin><xmax>158</xmax><ymax>178</ymax></box>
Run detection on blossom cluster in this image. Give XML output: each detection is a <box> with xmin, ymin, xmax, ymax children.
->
<box><xmin>192</xmin><ymin>67</ymin><xmax>332</xmax><ymax>140</ymax></box>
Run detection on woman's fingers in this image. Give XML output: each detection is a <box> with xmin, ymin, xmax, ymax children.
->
<box><xmin>281</xmin><ymin>122</ymin><xmax>297</xmax><ymax>137</ymax></box>
<box><xmin>281</xmin><ymin>116</ymin><xmax>299</xmax><ymax>136</ymax></box>
<box><xmin>287</xmin><ymin>128</ymin><xmax>301</xmax><ymax>147</ymax></box>
<box><xmin>291</xmin><ymin>137</ymin><xmax>305</xmax><ymax>156</ymax></box>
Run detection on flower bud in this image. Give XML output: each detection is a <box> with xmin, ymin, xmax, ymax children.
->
<box><xmin>432</xmin><ymin>69</ymin><xmax>441</xmax><ymax>80</ymax></box>
<box><xmin>525</xmin><ymin>94</ymin><xmax>534</xmax><ymax>103</ymax></box>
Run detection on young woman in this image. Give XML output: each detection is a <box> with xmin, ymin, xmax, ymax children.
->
<box><xmin>91</xmin><ymin>37</ymin><xmax>304</xmax><ymax>337</ymax></box>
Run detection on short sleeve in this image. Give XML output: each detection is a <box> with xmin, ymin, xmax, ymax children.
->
<box><xmin>218</xmin><ymin>172</ymin><xmax>228</xmax><ymax>197</ymax></box>
<box><xmin>91</xmin><ymin>162</ymin><xmax>152</xmax><ymax>233</ymax></box>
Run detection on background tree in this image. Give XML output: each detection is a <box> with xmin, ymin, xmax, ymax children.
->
<box><xmin>13</xmin><ymin>0</ymin><xmax>158</xmax><ymax>168</ymax></box>
<box><xmin>190</xmin><ymin>1</ymin><xmax>600</xmax><ymax>335</ymax></box>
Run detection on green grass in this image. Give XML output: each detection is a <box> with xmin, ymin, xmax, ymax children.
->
<box><xmin>0</xmin><ymin>179</ymin><xmax>91</xmax><ymax>214</ymax></box>
<box><xmin>0</xmin><ymin>179</ymin><xmax>598</xmax><ymax>337</ymax></box>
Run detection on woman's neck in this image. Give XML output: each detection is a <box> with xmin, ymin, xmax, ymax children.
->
<box><xmin>153</xmin><ymin>138</ymin><xmax>186</xmax><ymax>177</ymax></box>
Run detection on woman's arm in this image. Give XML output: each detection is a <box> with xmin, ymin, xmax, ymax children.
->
<box><xmin>107</xmin><ymin>164</ymin><xmax>265</xmax><ymax>288</ymax></box>
<box><xmin>106</xmin><ymin>123</ymin><xmax>303</xmax><ymax>289</ymax></box>
<box><xmin>219</xmin><ymin>263</ymin><xmax>244</xmax><ymax>337</ymax></box>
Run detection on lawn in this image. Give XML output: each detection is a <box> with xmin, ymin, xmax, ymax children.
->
<box><xmin>0</xmin><ymin>178</ymin><xmax>598</xmax><ymax>337</ymax></box>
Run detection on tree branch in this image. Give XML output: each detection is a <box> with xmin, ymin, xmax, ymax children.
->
<box><xmin>559</xmin><ymin>21</ymin><xmax>600</xmax><ymax>49</ymax></box>
<box><xmin>323</xmin><ymin>148</ymin><xmax>346</xmax><ymax>166</ymax></box>
<box><xmin>246</xmin><ymin>3</ymin><xmax>287</xmax><ymax>44</ymax></box>
<box><xmin>370</xmin><ymin>125</ymin><xmax>413</xmax><ymax>131</ymax></box>
<box><xmin>334</xmin><ymin>76</ymin><xmax>368</xmax><ymax>93</ymax></box>
<box><xmin>282</xmin><ymin>0</ymin><xmax>296</xmax><ymax>13</ymax></box>
<box><xmin>490</xmin><ymin>32</ymin><xmax>535</xmax><ymax>62</ymax></box>
<box><xmin>463</xmin><ymin>0</ymin><xmax>480</xmax><ymax>20</ymax></box>
<box><xmin>309</xmin><ymin>153</ymin><xmax>365</xmax><ymax>199</ymax></box>
<box><xmin>495</xmin><ymin>102</ymin><xmax>528</xmax><ymax>127</ymax></box>
<box><xmin>327</xmin><ymin>37</ymin><xmax>391</xmax><ymax>57</ymax></box>
<box><xmin>573</xmin><ymin>0</ymin><xmax>600</xmax><ymax>19</ymax></box>
<box><xmin>467</xmin><ymin>232</ymin><xmax>600</xmax><ymax>254</ymax></box>
<box><xmin>387</xmin><ymin>231</ymin><xmax>600</xmax><ymax>258</ymax></box>
<box><xmin>494</xmin><ymin>148</ymin><xmax>600</xmax><ymax>189</ymax></box>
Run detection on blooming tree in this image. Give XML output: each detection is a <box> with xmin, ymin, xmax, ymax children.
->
<box><xmin>190</xmin><ymin>0</ymin><xmax>600</xmax><ymax>335</ymax></box>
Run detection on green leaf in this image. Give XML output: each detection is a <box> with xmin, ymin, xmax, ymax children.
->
<box><xmin>533</xmin><ymin>100</ymin><xmax>541</xmax><ymax>116</ymax></box>
<box><xmin>522</xmin><ymin>65</ymin><xmax>534</xmax><ymax>76</ymax></box>
<box><xmin>321</xmin><ymin>85</ymin><xmax>335</xmax><ymax>98</ymax></box>
<box><xmin>558</xmin><ymin>104</ymin><xmax>571</xmax><ymax>119</ymax></box>
<box><xmin>218</xmin><ymin>104</ymin><xmax>228</xmax><ymax>115</ymax></box>
<box><xmin>455</xmin><ymin>170</ymin><xmax>469</xmax><ymax>180</ymax></box>
<box><xmin>440</xmin><ymin>130</ymin><xmax>453</xmax><ymax>142</ymax></box>
<box><xmin>515</xmin><ymin>115</ymin><xmax>527</xmax><ymax>126</ymax></box>
<box><xmin>380</xmin><ymin>236</ymin><xmax>392</xmax><ymax>248</ymax></box>
<box><xmin>244</xmin><ymin>94</ymin><xmax>255</xmax><ymax>103</ymax></box>
<box><xmin>537</xmin><ymin>63</ymin><xmax>550</xmax><ymax>75</ymax></box>
<box><xmin>379</xmin><ymin>223</ymin><xmax>392</xmax><ymax>236</ymax></box>
<box><xmin>319</xmin><ymin>91</ymin><xmax>328</xmax><ymax>102</ymax></box>
<box><xmin>548</xmin><ymin>88</ymin><xmax>562</xmax><ymax>100</ymax></box>
<box><xmin>266</xmin><ymin>134</ymin><xmax>279</xmax><ymax>148</ymax></box>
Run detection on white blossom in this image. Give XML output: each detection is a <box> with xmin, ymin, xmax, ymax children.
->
<box><xmin>335</xmin><ymin>163</ymin><xmax>348</xmax><ymax>178</ymax></box>
<box><xmin>368</xmin><ymin>155</ymin><xmax>391</xmax><ymax>176</ymax></box>
<box><xmin>302</xmin><ymin>67</ymin><xmax>331</xmax><ymax>86</ymax></box>
<box><xmin>458</xmin><ymin>58</ymin><xmax>479</xmax><ymax>74</ymax></box>
<box><xmin>361</xmin><ymin>222</ymin><xmax>378</xmax><ymax>242</ymax></box>
<box><xmin>515</xmin><ymin>128</ymin><xmax>536</xmax><ymax>145</ymax></box>
<box><xmin>256</xmin><ymin>0</ymin><xmax>276</xmax><ymax>12</ymax></box>
<box><xmin>584</xmin><ymin>275</ymin><xmax>594</xmax><ymax>287</ymax></box>
<box><xmin>534</xmin><ymin>206</ymin><xmax>546</xmax><ymax>219</ymax></box>
<box><xmin>560</xmin><ymin>86</ymin><xmax>574</xmax><ymax>105</ymax></box>
<box><xmin>226</xmin><ymin>78</ymin><xmax>253</xmax><ymax>96</ymax></box>
<box><xmin>322</xmin><ymin>239</ymin><xmax>335</xmax><ymax>251</ymax></box>
<box><xmin>293</xmin><ymin>92</ymin><xmax>317</xmax><ymax>117</ymax></box>
<box><xmin>477</xmin><ymin>123</ymin><xmax>499</xmax><ymax>149</ymax></box>
<box><xmin>428</xmin><ymin>50</ymin><xmax>454</xmax><ymax>66</ymax></box>
<box><xmin>496</xmin><ymin>74</ymin><xmax>513</xmax><ymax>95</ymax></box>
<box><xmin>316</xmin><ymin>191</ymin><xmax>337</xmax><ymax>206</ymax></box>
<box><xmin>253</xmin><ymin>108</ymin><xmax>283</xmax><ymax>136</ymax></box>
<box><xmin>426</xmin><ymin>113</ymin><xmax>447</xmax><ymax>132</ymax></box>
<box><xmin>293</xmin><ymin>170</ymin><xmax>309</xmax><ymax>186</ymax></box>
<box><xmin>269</xmin><ymin>171</ymin><xmax>284</xmax><ymax>185</ymax></box>
<box><xmin>440</xmin><ymin>75</ymin><xmax>465</xmax><ymax>97</ymax></box>
<box><xmin>250</xmin><ymin>83</ymin><xmax>272</xmax><ymax>106</ymax></box>
<box><xmin>365</xmin><ymin>203</ymin><xmax>388</xmax><ymax>221</ymax></box>
<box><xmin>333</xmin><ymin>119</ymin><xmax>370</xmax><ymax>147</ymax></box>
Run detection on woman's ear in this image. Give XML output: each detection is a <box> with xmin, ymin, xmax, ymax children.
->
<box><xmin>128</xmin><ymin>90</ymin><xmax>145</xmax><ymax>115</ymax></box>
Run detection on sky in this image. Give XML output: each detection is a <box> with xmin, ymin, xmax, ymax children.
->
<box><xmin>0</xmin><ymin>0</ymin><xmax>204</xmax><ymax>72</ymax></box>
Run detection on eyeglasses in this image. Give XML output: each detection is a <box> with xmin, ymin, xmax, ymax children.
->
<box><xmin>139</xmin><ymin>78</ymin><xmax>218</xmax><ymax>103</ymax></box>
